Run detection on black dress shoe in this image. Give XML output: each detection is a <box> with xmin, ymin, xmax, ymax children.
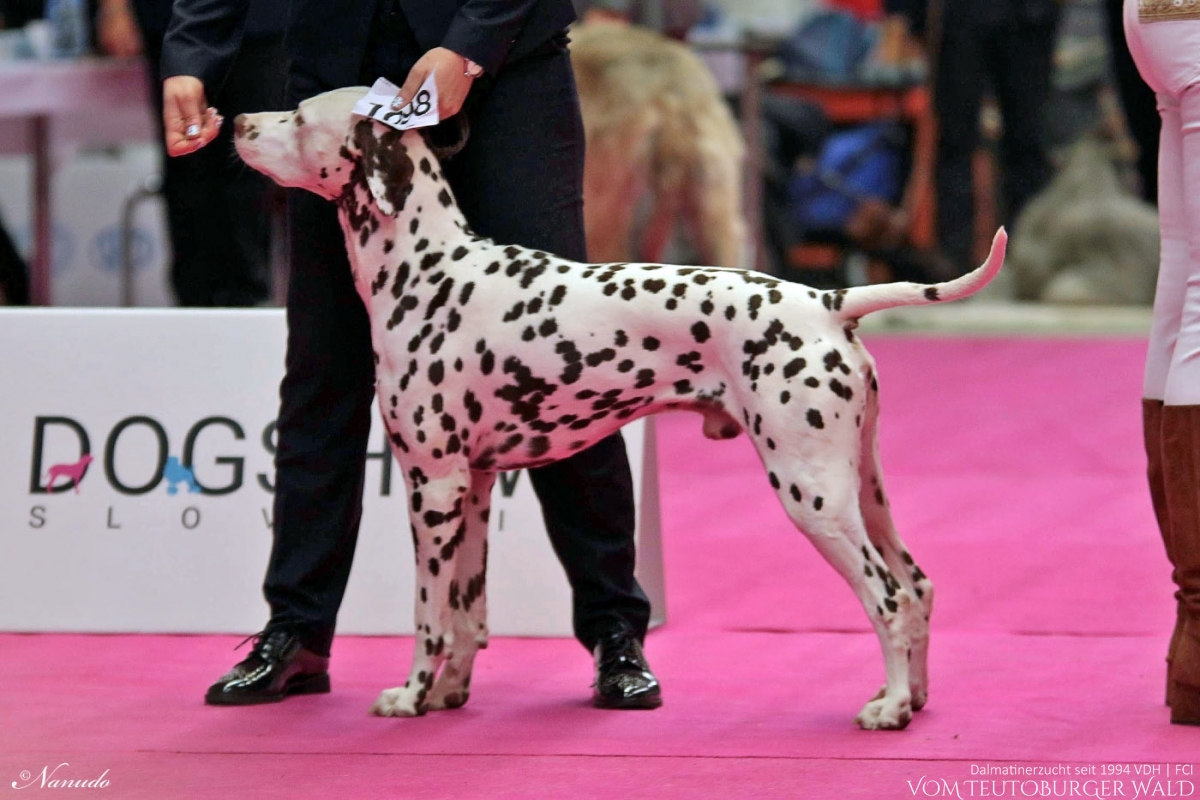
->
<box><xmin>592</xmin><ymin>631</ymin><xmax>662</xmax><ymax>710</ymax></box>
<box><xmin>205</xmin><ymin>629</ymin><xmax>330</xmax><ymax>706</ymax></box>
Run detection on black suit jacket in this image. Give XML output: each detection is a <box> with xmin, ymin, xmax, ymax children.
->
<box><xmin>135</xmin><ymin>0</ymin><xmax>282</xmax><ymax>42</ymax></box>
<box><xmin>163</xmin><ymin>0</ymin><xmax>576</xmax><ymax>101</ymax></box>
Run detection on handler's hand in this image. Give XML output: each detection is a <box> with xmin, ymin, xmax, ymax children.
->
<box><xmin>396</xmin><ymin>47</ymin><xmax>476</xmax><ymax>120</ymax></box>
<box><xmin>163</xmin><ymin>76</ymin><xmax>223</xmax><ymax>157</ymax></box>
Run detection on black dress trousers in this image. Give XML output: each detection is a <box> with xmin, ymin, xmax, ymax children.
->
<box><xmin>136</xmin><ymin>0</ymin><xmax>285</xmax><ymax>306</ymax></box>
<box><xmin>933</xmin><ymin>0</ymin><xmax>1060</xmax><ymax>273</ymax></box>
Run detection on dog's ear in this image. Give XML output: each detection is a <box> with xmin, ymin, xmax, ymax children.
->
<box><xmin>351</xmin><ymin>119</ymin><xmax>415</xmax><ymax>217</ymax></box>
<box><xmin>420</xmin><ymin>115</ymin><xmax>470</xmax><ymax>161</ymax></box>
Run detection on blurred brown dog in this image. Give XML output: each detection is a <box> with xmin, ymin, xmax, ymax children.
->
<box><xmin>572</xmin><ymin>22</ymin><xmax>746</xmax><ymax>267</ymax></box>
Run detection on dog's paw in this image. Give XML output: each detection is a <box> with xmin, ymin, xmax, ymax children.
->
<box><xmin>855</xmin><ymin>689</ymin><xmax>913</xmax><ymax>730</ymax></box>
<box><xmin>425</xmin><ymin>657</ymin><xmax>473</xmax><ymax>711</ymax></box>
<box><xmin>908</xmin><ymin>655</ymin><xmax>930</xmax><ymax>711</ymax></box>
<box><xmin>427</xmin><ymin>689</ymin><xmax>469</xmax><ymax>710</ymax></box>
<box><xmin>370</xmin><ymin>687</ymin><xmax>426</xmax><ymax>718</ymax></box>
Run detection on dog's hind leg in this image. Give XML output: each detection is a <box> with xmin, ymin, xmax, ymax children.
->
<box><xmin>426</xmin><ymin>469</ymin><xmax>495</xmax><ymax>711</ymax></box>
<box><xmin>856</xmin><ymin>369</ymin><xmax>933</xmax><ymax>710</ymax></box>
<box><xmin>372</xmin><ymin>468</ymin><xmax>471</xmax><ymax>718</ymax></box>
<box><xmin>772</xmin><ymin>466</ymin><xmax>920</xmax><ymax>730</ymax></box>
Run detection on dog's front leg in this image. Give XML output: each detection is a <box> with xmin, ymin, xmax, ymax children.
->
<box><xmin>426</xmin><ymin>469</ymin><xmax>495</xmax><ymax>711</ymax></box>
<box><xmin>372</xmin><ymin>469</ymin><xmax>471</xmax><ymax>718</ymax></box>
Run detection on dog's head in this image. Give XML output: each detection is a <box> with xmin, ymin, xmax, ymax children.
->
<box><xmin>234</xmin><ymin>87</ymin><xmax>468</xmax><ymax>218</ymax></box>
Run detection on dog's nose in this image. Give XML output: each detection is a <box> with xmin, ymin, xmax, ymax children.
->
<box><xmin>233</xmin><ymin>114</ymin><xmax>249</xmax><ymax>138</ymax></box>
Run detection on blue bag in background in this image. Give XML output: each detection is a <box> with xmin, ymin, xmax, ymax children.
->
<box><xmin>788</xmin><ymin>122</ymin><xmax>905</xmax><ymax>234</ymax></box>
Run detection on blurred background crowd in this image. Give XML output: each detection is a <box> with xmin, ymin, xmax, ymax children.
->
<box><xmin>0</xmin><ymin>0</ymin><xmax>1164</xmax><ymax>309</ymax></box>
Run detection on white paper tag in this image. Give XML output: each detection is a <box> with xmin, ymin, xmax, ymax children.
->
<box><xmin>352</xmin><ymin>74</ymin><xmax>440</xmax><ymax>131</ymax></box>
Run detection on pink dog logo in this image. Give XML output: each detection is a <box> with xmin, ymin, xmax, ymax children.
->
<box><xmin>44</xmin><ymin>453</ymin><xmax>94</xmax><ymax>494</ymax></box>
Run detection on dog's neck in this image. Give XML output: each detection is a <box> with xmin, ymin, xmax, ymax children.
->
<box><xmin>395</xmin><ymin>132</ymin><xmax>474</xmax><ymax>246</ymax></box>
<box><xmin>337</xmin><ymin>131</ymin><xmax>475</xmax><ymax>283</ymax></box>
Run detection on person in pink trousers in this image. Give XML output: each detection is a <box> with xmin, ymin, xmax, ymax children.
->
<box><xmin>1124</xmin><ymin>0</ymin><xmax>1200</xmax><ymax>725</ymax></box>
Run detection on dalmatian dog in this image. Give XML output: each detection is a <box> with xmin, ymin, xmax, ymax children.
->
<box><xmin>233</xmin><ymin>87</ymin><xmax>1006</xmax><ymax>731</ymax></box>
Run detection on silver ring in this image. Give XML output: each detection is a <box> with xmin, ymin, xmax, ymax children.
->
<box><xmin>185</xmin><ymin>124</ymin><xmax>201</xmax><ymax>138</ymax></box>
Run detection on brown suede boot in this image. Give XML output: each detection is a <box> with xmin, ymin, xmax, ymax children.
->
<box><xmin>1159</xmin><ymin>404</ymin><xmax>1200</xmax><ymax>725</ymax></box>
<box><xmin>1168</xmin><ymin>617</ymin><xmax>1185</xmax><ymax>707</ymax></box>
<box><xmin>1173</xmin><ymin>619</ymin><xmax>1200</xmax><ymax>724</ymax></box>
<box><xmin>1144</xmin><ymin>399</ymin><xmax>1182</xmax><ymax>705</ymax></box>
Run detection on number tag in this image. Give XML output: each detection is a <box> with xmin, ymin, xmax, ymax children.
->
<box><xmin>352</xmin><ymin>74</ymin><xmax>440</xmax><ymax>132</ymax></box>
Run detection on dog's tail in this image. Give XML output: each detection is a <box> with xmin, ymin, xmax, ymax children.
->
<box><xmin>835</xmin><ymin>228</ymin><xmax>1007</xmax><ymax>321</ymax></box>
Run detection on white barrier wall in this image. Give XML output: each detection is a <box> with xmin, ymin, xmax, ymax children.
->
<box><xmin>0</xmin><ymin>309</ymin><xmax>664</xmax><ymax>636</ymax></box>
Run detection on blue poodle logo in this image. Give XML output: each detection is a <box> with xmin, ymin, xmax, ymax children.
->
<box><xmin>89</xmin><ymin>225</ymin><xmax>157</xmax><ymax>274</ymax></box>
<box><xmin>162</xmin><ymin>456</ymin><xmax>201</xmax><ymax>495</ymax></box>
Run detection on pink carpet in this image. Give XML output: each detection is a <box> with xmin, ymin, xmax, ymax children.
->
<box><xmin>3</xmin><ymin>337</ymin><xmax>1198</xmax><ymax>798</ymax></box>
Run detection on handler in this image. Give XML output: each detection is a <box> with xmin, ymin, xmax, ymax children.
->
<box><xmin>160</xmin><ymin>0</ymin><xmax>662</xmax><ymax>710</ymax></box>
